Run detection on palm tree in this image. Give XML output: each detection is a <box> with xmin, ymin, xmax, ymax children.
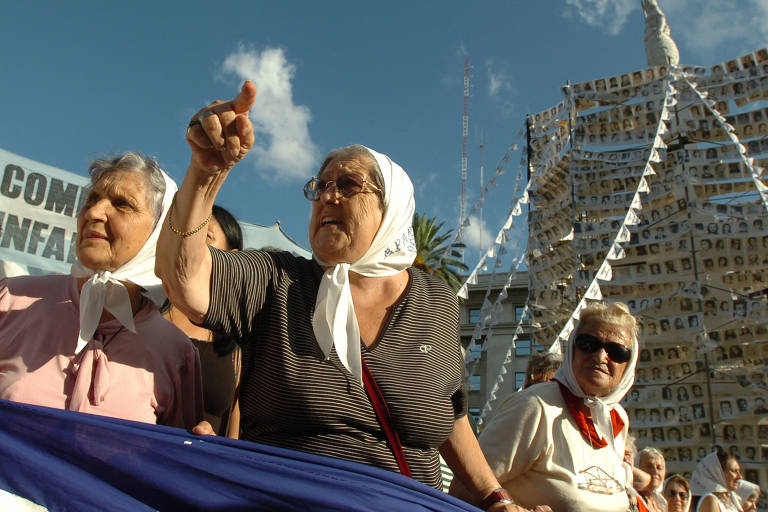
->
<box><xmin>412</xmin><ymin>213</ymin><xmax>468</xmax><ymax>292</ymax></box>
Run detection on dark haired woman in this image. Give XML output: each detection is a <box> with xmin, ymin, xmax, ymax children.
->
<box><xmin>163</xmin><ymin>204</ymin><xmax>243</xmax><ymax>436</ymax></box>
<box><xmin>691</xmin><ymin>451</ymin><xmax>753</xmax><ymax>511</ymax></box>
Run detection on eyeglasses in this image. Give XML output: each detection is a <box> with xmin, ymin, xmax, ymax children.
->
<box><xmin>573</xmin><ymin>334</ymin><xmax>632</xmax><ymax>363</ymax></box>
<box><xmin>303</xmin><ymin>174</ymin><xmax>381</xmax><ymax>201</ymax></box>
<box><xmin>665</xmin><ymin>490</ymin><xmax>689</xmax><ymax>500</ymax></box>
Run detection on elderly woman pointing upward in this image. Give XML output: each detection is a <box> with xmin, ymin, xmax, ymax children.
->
<box><xmin>156</xmin><ymin>82</ymin><xmax>549</xmax><ymax>512</ymax></box>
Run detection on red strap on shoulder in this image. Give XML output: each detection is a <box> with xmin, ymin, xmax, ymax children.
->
<box><xmin>361</xmin><ymin>358</ymin><xmax>412</xmax><ymax>477</ymax></box>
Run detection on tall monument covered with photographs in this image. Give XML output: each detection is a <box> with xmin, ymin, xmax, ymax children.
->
<box><xmin>524</xmin><ymin>1</ymin><xmax>768</xmax><ymax>497</ymax></box>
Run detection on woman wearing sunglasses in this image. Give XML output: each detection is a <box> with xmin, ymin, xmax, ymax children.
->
<box><xmin>663</xmin><ymin>474</ymin><xmax>692</xmax><ymax>512</ymax></box>
<box><xmin>157</xmin><ymin>82</ymin><xmax>544</xmax><ymax>512</ymax></box>
<box><xmin>452</xmin><ymin>302</ymin><xmax>638</xmax><ymax>511</ymax></box>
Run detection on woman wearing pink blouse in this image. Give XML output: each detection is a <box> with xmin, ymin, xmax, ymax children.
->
<box><xmin>0</xmin><ymin>152</ymin><xmax>202</xmax><ymax>428</ymax></box>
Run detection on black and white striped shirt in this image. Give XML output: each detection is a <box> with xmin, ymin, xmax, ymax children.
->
<box><xmin>205</xmin><ymin>249</ymin><xmax>466</xmax><ymax>488</ymax></box>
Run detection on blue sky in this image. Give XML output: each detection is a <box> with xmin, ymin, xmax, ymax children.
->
<box><xmin>2</xmin><ymin>0</ymin><xmax>767</xmax><ymax>261</ymax></box>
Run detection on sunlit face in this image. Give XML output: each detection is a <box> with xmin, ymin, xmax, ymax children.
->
<box><xmin>309</xmin><ymin>156</ymin><xmax>383</xmax><ymax>265</ymax></box>
<box><xmin>76</xmin><ymin>170</ymin><xmax>155</xmax><ymax>271</ymax></box>
<box><xmin>723</xmin><ymin>458</ymin><xmax>741</xmax><ymax>491</ymax></box>
<box><xmin>664</xmin><ymin>482</ymin><xmax>689</xmax><ymax>512</ymax></box>
<box><xmin>639</xmin><ymin>454</ymin><xmax>666</xmax><ymax>493</ymax></box>
<box><xmin>572</xmin><ymin>318</ymin><xmax>632</xmax><ymax>397</ymax></box>
<box><xmin>205</xmin><ymin>217</ymin><xmax>231</xmax><ymax>251</ymax></box>
<box><xmin>623</xmin><ymin>447</ymin><xmax>634</xmax><ymax>465</ymax></box>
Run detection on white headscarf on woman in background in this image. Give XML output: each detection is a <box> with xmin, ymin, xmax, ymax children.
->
<box><xmin>690</xmin><ymin>452</ymin><xmax>728</xmax><ymax>496</ymax></box>
<box><xmin>554</xmin><ymin>303</ymin><xmax>639</xmax><ymax>481</ymax></box>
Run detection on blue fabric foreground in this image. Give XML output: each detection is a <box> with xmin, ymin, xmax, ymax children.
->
<box><xmin>0</xmin><ymin>399</ymin><xmax>480</xmax><ymax>512</ymax></box>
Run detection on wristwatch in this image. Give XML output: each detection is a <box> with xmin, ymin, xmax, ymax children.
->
<box><xmin>480</xmin><ymin>488</ymin><xmax>515</xmax><ymax>509</ymax></box>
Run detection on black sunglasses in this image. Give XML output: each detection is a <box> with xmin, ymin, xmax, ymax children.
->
<box><xmin>665</xmin><ymin>490</ymin><xmax>689</xmax><ymax>500</ymax></box>
<box><xmin>573</xmin><ymin>334</ymin><xmax>632</xmax><ymax>363</ymax></box>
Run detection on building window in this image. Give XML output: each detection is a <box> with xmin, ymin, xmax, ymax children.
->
<box><xmin>515</xmin><ymin>372</ymin><xmax>526</xmax><ymax>389</ymax></box>
<box><xmin>534</xmin><ymin>340</ymin><xmax>546</xmax><ymax>353</ymax></box>
<box><xmin>468</xmin><ymin>407</ymin><xmax>482</xmax><ymax>422</ymax></box>
<box><xmin>469</xmin><ymin>308</ymin><xmax>481</xmax><ymax>324</ymax></box>
<box><xmin>469</xmin><ymin>375</ymin><xmax>481</xmax><ymax>391</ymax></box>
<box><xmin>515</xmin><ymin>338</ymin><xmax>531</xmax><ymax>356</ymax></box>
<box><xmin>515</xmin><ymin>305</ymin><xmax>525</xmax><ymax>322</ymax></box>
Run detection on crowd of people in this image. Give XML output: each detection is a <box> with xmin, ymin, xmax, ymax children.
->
<box><xmin>0</xmin><ymin>81</ymin><xmax>763</xmax><ymax>511</ymax></box>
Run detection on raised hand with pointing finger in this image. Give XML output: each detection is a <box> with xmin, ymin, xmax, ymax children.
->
<box><xmin>157</xmin><ymin>81</ymin><xmax>258</xmax><ymax>325</ymax></box>
<box><xmin>185</xmin><ymin>80</ymin><xmax>257</xmax><ymax>175</ymax></box>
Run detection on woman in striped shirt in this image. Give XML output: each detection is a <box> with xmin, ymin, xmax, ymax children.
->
<box><xmin>156</xmin><ymin>82</ymin><xmax>546</xmax><ymax>512</ymax></box>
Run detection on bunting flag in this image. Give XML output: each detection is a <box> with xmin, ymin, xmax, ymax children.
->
<box><xmin>549</xmin><ymin>71</ymin><xmax>675</xmax><ymax>344</ymax></box>
<box><xmin>457</xmin><ymin>169</ymin><xmax>530</xmax><ymax>300</ymax></box>
<box><xmin>679</xmin><ymin>72</ymin><xmax>768</xmax><ymax>212</ymax></box>
<box><xmin>0</xmin><ymin>400</ymin><xmax>477</xmax><ymax>512</ymax></box>
<box><xmin>476</xmin><ymin>304</ymin><xmax>531</xmax><ymax>426</ymax></box>
<box><xmin>441</xmin><ymin>138</ymin><xmax>525</xmax><ymax>266</ymax></box>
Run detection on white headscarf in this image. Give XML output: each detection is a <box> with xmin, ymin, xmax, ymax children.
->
<box><xmin>664</xmin><ymin>475</ymin><xmax>693</xmax><ymax>512</ymax></box>
<box><xmin>70</xmin><ymin>168</ymin><xmax>177</xmax><ymax>354</ymax></box>
<box><xmin>690</xmin><ymin>451</ymin><xmax>728</xmax><ymax>495</ymax></box>
<box><xmin>554</xmin><ymin>312</ymin><xmax>638</xmax><ymax>473</ymax></box>
<box><xmin>312</xmin><ymin>146</ymin><xmax>416</xmax><ymax>385</ymax></box>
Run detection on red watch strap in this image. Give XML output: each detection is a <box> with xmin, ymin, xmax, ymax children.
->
<box><xmin>480</xmin><ymin>488</ymin><xmax>514</xmax><ymax>510</ymax></box>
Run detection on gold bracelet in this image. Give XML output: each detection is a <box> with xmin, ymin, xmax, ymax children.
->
<box><xmin>167</xmin><ymin>193</ymin><xmax>213</xmax><ymax>237</ymax></box>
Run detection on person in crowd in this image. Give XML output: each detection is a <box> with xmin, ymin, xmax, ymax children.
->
<box><xmin>156</xmin><ymin>82</ymin><xmax>543</xmax><ymax>512</ymax></box>
<box><xmin>451</xmin><ymin>302</ymin><xmax>638</xmax><ymax>511</ymax></box>
<box><xmin>691</xmin><ymin>451</ymin><xmax>753</xmax><ymax>512</ymax></box>
<box><xmin>664</xmin><ymin>474</ymin><xmax>692</xmax><ymax>512</ymax></box>
<box><xmin>523</xmin><ymin>351</ymin><xmax>563</xmax><ymax>388</ymax></box>
<box><xmin>637</xmin><ymin>447</ymin><xmax>668</xmax><ymax>512</ymax></box>
<box><xmin>162</xmin><ymin>204</ymin><xmax>243</xmax><ymax>437</ymax></box>
<box><xmin>0</xmin><ymin>152</ymin><xmax>202</xmax><ymax>427</ymax></box>
<box><xmin>624</xmin><ymin>434</ymin><xmax>653</xmax><ymax>512</ymax></box>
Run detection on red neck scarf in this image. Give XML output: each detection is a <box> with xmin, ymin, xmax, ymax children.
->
<box><xmin>557</xmin><ymin>381</ymin><xmax>625</xmax><ymax>448</ymax></box>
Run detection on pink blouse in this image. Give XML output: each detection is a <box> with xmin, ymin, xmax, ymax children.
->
<box><xmin>0</xmin><ymin>275</ymin><xmax>202</xmax><ymax>428</ymax></box>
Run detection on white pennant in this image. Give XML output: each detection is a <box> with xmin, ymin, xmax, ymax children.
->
<box><xmin>596</xmin><ymin>262</ymin><xmax>613</xmax><ymax>281</ymax></box>
<box><xmin>617</xmin><ymin>226</ymin><xmax>631</xmax><ymax>243</ymax></box>
<box><xmin>585</xmin><ymin>281</ymin><xmax>603</xmax><ymax>300</ymax></box>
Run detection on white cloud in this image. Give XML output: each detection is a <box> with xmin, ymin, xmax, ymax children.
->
<box><xmin>415</xmin><ymin>172</ymin><xmax>438</xmax><ymax>198</ymax></box>
<box><xmin>663</xmin><ymin>0</ymin><xmax>768</xmax><ymax>57</ymax></box>
<box><xmin>489</xmin><ymin>73</ymin><xmax>503</xmax><ymax>96</ymax></box>
<box><xmin>563</xmin><ymin>0</ymin><xmax>639</xmax><ymax>36</ymax></box>
<box><xmin>486</xmin><ymin>59</ymin><xmax>513</xmax><ymax>97</ymax></box>
<box><xmin>456</xmin><ymin>43</ymin><xmax>468</xmax><ymax>57</ymax></box>
<box><xmin>563</xmin><ymin>0</ymin><xmax>768</xmax><ymax>55</ymax></box>
<box><xmin>462</xmin><ymin>215</ymin><xmax>493</xmax><ymax>251</ymax></box>
<box><xmin>221</xmin><ymin>45</ymin><xmax>319</xmax><ymax>181</ymax></box>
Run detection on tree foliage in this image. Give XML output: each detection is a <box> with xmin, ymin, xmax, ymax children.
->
<box><xmin>412</xmin><ymin>213</ymin><xmax>468</xmax><ymax>292</ymax></box>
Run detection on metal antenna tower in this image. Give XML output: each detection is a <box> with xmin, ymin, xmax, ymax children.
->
<box><xmin>478</xmin><ymin>135</ymin><xmax>485</xmax><ymax>251</ymax></box>
<box><xmin>458</xmin><ymin>58</ymin><xmax>470</xmax><ymax>253</ymax></box>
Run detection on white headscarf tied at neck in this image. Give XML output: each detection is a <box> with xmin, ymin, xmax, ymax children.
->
<box><xmin>690</xmin><ymin>451</ymin><xmax>729</xmax><ymax>495</ymax></box>
<box><xmin>554</xmin><ymin>320</ymin><xmax>638</xmax><ymax>474</ymax></box>
<box><xmin>312</xmin><ymin>146</ymin><xmax>416</xmax><ymax>386</ymax></box>
<box><xmin>70</xmin><ymin>169</ymin><xmax>177</xmax><ymax>354</ymax></box>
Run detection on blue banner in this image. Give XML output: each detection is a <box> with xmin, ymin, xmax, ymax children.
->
<box><xmin>0</xmin><ymin>399</ymin><xmax>478</xmax><ymax>511</ymax></box>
